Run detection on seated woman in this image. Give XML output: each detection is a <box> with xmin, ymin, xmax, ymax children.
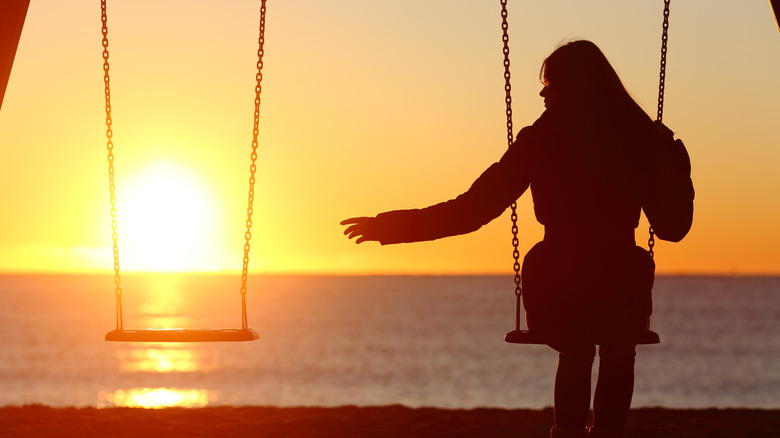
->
<box><xmin>342</xmin><ymin>40</ymin><xmax>691</xmax><ymax>438</ymax></box>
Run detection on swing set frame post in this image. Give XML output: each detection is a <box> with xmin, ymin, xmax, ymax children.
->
<box><xmin>0</xmin><ymin>0</ymin><xmax>30</xmax><ymax>113</ymax></box>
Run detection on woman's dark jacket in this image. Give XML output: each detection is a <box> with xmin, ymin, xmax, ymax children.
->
<box><xmin>369</xmin><ymin>103</ymin><xmax>659</xmax><ymax>340</ymax></box>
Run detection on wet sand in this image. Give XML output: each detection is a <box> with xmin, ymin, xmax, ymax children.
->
<box><xmin>1</xmin><ymin>405</ymin><xmax>778</xmax><ymax>437</ymax></box>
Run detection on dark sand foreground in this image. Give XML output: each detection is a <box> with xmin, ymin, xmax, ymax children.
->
<box><xmin>1</xmin><ymin>405</ymin><xmax>778</xmax><ymax>437</ymax></box>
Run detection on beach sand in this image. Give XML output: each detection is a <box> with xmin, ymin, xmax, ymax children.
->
<box><xmin>0</xmin><ymin>405</ymin><xmax>778</xmax><ymax>437</ymax></box>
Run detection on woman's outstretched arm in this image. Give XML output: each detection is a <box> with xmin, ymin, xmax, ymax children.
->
<box><xmin>341</xmin><ymin>127</ymin><xmax>538</xmax><ymax>245</ymax></box>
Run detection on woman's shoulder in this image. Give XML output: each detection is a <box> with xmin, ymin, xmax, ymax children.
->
<box><xmin>531</xmin><ymin>105</ymin><xmax>588</xmax><ymax>134</ymax></box>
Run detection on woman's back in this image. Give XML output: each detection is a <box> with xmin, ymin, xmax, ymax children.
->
<box><xmin>527</xmin><ymin>103</ymin><xmax>653</xmax><ymax>250</ymax></box>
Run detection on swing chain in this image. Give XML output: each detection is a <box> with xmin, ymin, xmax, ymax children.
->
<box><xmin>656</xmin><ymin>0</ymin><xmax>671</xmax><ymax>123</ymax></box>
<box><xmin>649</xmin><ymin>0</ymin><xmax>671</xmax><ymax>259</ymax></box>
<box><xmin>240</xmin><ymin>0</ymin><xmax>267</xmax><ymax>330</ymax></box>
<box><xmin>101</xmin><ymin>0</ymin><xmax>122</xmax><ymax>330</ymax></box>
<box><xmin>500</xmin><ymin>0</ymin><xmax>522</xmax><ymax>297</ymax></box>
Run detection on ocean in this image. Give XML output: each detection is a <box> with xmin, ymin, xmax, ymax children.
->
<box><xmin>0</xmin><ymin>274</ymin><xmax>777</xmax><ymax>409</ymax></box>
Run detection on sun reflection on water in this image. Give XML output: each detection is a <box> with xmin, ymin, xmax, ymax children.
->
<box><xmin>111</xmin><ymin>275</ymin><xmax>222</xmax><ymax>373</ymax></box>
<box><xmin>103</xmin><ymin>276</ymin><xmax>228</xmax><ymax>408</ymax></box>
<box><xmin>99</xmin><ymin>388</ymin><xmax>215</xmax><ymax>408</ymax></box>
<box><xmin>116</xmin><ymin>346</ymin><xmax>219</xmax><ymax>373</ymax></box>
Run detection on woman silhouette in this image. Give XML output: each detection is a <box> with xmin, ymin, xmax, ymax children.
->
<box><xmin>342</xmin><ymin>40</ymin><xmax>680</xmax><ymax>438</ymax></box>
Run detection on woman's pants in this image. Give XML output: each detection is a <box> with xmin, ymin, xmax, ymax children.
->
<box><xmin>550</xmin><ymin>343</ymin><xmax>637</xmax><ymax>433</ymax></box>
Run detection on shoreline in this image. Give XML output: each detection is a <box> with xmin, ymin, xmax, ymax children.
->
<box><xmin>1</xmin><ymin>405</ymin><xmax>778</xmax><ymax>437</ymax></box>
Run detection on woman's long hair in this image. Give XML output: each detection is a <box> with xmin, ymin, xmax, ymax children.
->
<box><xmin>541</xmin><ymin>40</ymin><xmax>652</xmax><ymax>125</ymax></box>
<box><xmin>540</xmin><ymin>40</ymin><xmax>656</xmax><ymax>203</ymax></box>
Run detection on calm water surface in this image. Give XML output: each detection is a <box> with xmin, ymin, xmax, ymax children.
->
<box><xmin>0</xmin><ymin>274</ymin><xmax>777</xmax><ymax>408</ymax></box>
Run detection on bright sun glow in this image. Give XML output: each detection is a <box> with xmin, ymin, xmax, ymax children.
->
<box><xmin>117</xmin><ymin>161</ymin><xmax>225</xmax><ymax>272</ymax></box>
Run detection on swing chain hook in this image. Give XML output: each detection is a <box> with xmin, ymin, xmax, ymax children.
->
<box><xmin>240</xmin><ymin>0</ymin><xmax>267</xmax><ymax>330</ymax></box>
<box><xmin>649</xmin><ymin>0</ymin><xmax>671</xmax><ymax>259</ymax></box>
<box><xmin>101</xmin><ymin>0</ymin><xmax>123</xmax><ymax>330</ymax></box>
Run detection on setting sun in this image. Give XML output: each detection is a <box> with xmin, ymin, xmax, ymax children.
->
<box><xmin>116</xmin><ymin>161</ymin><xmax>227</xmax><ymax>272</ymax></box>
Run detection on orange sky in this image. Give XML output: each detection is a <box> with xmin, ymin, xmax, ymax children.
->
<box><xmin>0</xmin><ymin>1</ymin><xmax>778</xmax><ymax>275</ymax></box>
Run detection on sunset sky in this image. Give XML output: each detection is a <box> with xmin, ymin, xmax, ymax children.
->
<box><xmin>0</xmin><ymin>1</ymin><xmax>778</xmax><ymax>275</ymax></box>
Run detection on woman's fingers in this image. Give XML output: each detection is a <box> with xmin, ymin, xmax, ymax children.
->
<box><xmin>344</xmin><ymin>224</ymin><xmax>362</xmax><ymax>238</ymax></box>
<box><xmin>341</xmin><ymin>217</ymin><xmax>372</xmax><ymax>243</ymax></box>
<box><xmin>340</xmin><ymin>217</ymin><xmax>369</xmax><ymax>226</ymax></box>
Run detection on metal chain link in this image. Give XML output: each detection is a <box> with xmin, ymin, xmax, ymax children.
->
<box><xmin>500</xmin><ymin>0</ymin><xmax>520</xmax><ymax>294</ymax></box>
<box><xmin>101</xmin><ymin>0</ymin><xmax>123</xmax><ymax>330</ymax></box>
<box><xmin>656</xmin><ymin>0</ymin><xmax>670</xmax><ymax>124</ymax></box>
<box><xmin>649</xmin><ymin>0</ymin><xmax>671</xmax><ymax>259</ymax></box>
<box><xmin>500</xmin><ymin>0</ymin><xmax>523</xmax><ymax>331</ymax></box>
<box><xmin>240</xmin><ymin>0</ymin><xmax>267</xmax><ymax>330</ymax></box>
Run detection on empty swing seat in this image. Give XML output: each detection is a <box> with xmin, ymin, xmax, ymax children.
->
<box><xmin>105</xmin><ymin>328</ymin><xmax>259</xmax><ymax>343</ymax></box>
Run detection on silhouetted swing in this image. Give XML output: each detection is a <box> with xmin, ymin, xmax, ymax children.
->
<box><xmin>102</xmin><ymin>0</ymin><xmax>267</xmax><ymax>342</ymax></box>
<box><xmin>503</xmin><ymin>0</ymin><xmax>674</xmax><ymax>345</ymax></box>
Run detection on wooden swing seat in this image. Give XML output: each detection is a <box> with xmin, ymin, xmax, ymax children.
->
<box><xmin>504</xmin><ymin>329</ymin><xmax>660</xmax><ymax>345</ymax></box>
<box><xmin>105</xmin><ymin>328</ymin><xmax>259</xmax><ymax>343</ymax></box>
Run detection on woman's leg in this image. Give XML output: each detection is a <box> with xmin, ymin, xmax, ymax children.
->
<box><xmin>592</xmin><ymin>344</ymin><xmax>636</xmax><ymax>435</ymax></box>
<box><xmin>550</xmin><ymin>343</ymin><xmax>596</xmax><ymax>430</ymax></box>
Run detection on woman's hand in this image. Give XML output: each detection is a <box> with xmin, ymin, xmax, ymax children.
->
<box><xmin>341</xmin><ymin>216</ymin><xmax>375</xmax><ymax>244</ymax></box>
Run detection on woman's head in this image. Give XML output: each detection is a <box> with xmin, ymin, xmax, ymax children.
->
<box><xmin>540</xmin><ymin>40</ymin><xmax>639</xmax><ymax>112</ymax></box>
